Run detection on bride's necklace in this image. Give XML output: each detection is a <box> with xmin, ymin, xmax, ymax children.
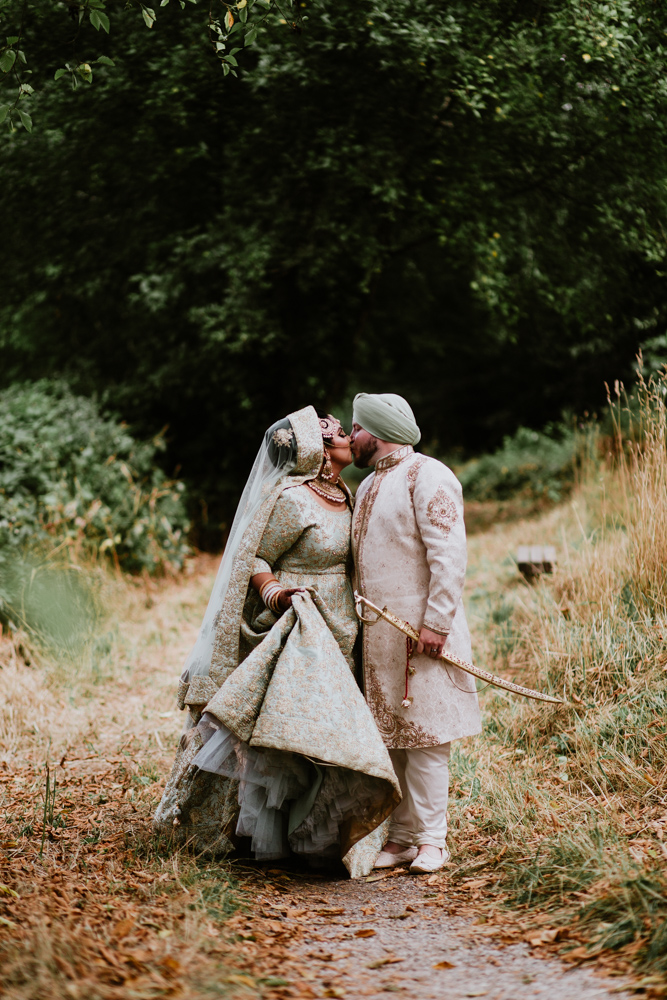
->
<box><xmin>307</xmin><ymin>476</ymin><xmax>348</xmax><ymax>505</ymax></box>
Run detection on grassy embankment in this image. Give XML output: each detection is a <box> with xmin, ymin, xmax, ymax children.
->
<box><xmin>449</xmin><ymin>379</ymin><xmax>667</xmax><ymax>992</ymax></box>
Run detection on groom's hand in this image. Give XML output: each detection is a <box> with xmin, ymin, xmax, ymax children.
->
<box><xmin>413</xmin><ymin>627</ymin><xmax>446</xmax><ymax>659</ymax></box>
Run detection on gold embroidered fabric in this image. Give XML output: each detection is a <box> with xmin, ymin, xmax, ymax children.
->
<box><xmin>406</xmin><ymin>455</ymin><xmax>428</xmax><ymax>501</ymax></box>
<box><xmin>205</xmin><ymin>405</ymin><xmax>325</xmax><ymax>694</ymax></box>
<box><xmin>352</xmin><ymin>470</ymin><xmax>382</xmax><ymax>550</ymax></box>
<box><xmin>156</xmin><ymin>436</ymin><xmax>400</xmax><ymax>875</ymax></box>
<box><xmin>365</xmin><ymin>663</ymin><xmax>439</xmax><ymax>749</ymax></box>
<box><xmin>375</xmin><ymin>444</ymin><xmax>414</xmax><ymax>473</ymax></box>
<box><xmin>426</xmin><ymin>485</ymin><xmax>458</xmax><ymax>536</ymax></box>
<box><xmin>250</xmin><ymin>487</ymin><xmax>357</xmax><ymax>668</ymax></box>
<box><xmin>352</xmin><ymin>452</ymin><xmax>481</xmax><ymax>749</ymax></box>
<box><xmin>422</xmin><ymin>620</ymin><xmax>450</xmax><ymax>637</ymax></box>
<box><xmin>272</xmin><ymin>428</ymin><xmax>294</xmax><ymax>447</ymax></box>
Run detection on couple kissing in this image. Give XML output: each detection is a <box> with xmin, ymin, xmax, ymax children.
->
<box><xmin>154</xmin><ymin>393</ymin><xmax>481</xmax><ymax>877</ymax></box>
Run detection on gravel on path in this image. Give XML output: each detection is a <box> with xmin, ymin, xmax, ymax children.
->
<box><xmin>249</xmin><ymin>869</ymin><xmax>634</xmax><ymax>1000</ymax></box>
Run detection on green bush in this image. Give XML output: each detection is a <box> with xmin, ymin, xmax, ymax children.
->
<box><xmin>457</xmin><ymin>424</ymin><xmax>581</xmax><ymax>504</ymax></box>
<box><xmin>0</xmin><ymin>380</ymin><xmax>190</xmax><ymax>577</ymax></box>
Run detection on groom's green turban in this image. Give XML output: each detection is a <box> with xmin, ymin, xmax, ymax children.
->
<box><xmin>352</xmin><ymin>392</ymin><xmax>421</xmax><ymax>446</ymax></box>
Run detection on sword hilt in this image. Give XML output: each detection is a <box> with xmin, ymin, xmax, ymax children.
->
<box><xmin>354</xmin><ymin>590</ymin><xmax>384</xmax><ymax>625</ymax></box>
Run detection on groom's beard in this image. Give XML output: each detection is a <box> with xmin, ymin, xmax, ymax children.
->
<box><xmin>353</xmin><ymin>437</ymin><xmax>379</xmax><ymax>469</ymax></box>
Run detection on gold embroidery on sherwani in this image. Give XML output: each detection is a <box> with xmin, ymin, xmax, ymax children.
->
<box><xmin>353</xmin><ymin>473</ymin><xmax>382</xmax><ymax>550</ymax></box>
<box><xmin>427</xmin><ymin>485</ymin><xmax>458</xmax><ymax>536</ymax></box>
<box><xmin>375</xmin><ymin>444</ymin><xmax>414</xmax><ymax>472</ymax></box>
<box><xmin>366</xmin><ymin>663</ymin><xmax>438</xmax><ymax>749</ymax></box>
<box><xmin>354</xmin><ymin>448</ymin><xmax>482</xmax><ymax>749</ymax></box>
<box><xmin>406</xmin><ymin>455</ymin><xmax>428</xmax><ymax>501</ymax></box>
<box><xmin>354</xmin><ymin>447</ymin><xmax>414</xmax><ymax>553</ymax></box>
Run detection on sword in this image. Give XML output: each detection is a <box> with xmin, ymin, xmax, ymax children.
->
<box><xmin>354</xmin><ymin>591</ymin><xmax>566</xmax><ymax>706</ymax></box>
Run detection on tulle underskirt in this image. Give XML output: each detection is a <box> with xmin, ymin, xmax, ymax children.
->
<box><xmin>193</xmin><ymin>724</ymin><xmax>378</xmax><ymax>860</ymax></box>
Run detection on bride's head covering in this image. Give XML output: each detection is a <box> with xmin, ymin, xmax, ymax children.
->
<box><xmin>180</xmin><ymin>406</ymin><xmax>324</xmax><ymax>699</ymax></box>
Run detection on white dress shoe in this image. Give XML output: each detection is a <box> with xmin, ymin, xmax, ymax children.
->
<box><xmin>410</xmin><ymin>848</ymin><xmax>451</xmax><ymax>874</ymax></box>
<box><xmin>373</xmin><ymin>846</ymin><xmax>418</xmax><ymax>869</ymax></box>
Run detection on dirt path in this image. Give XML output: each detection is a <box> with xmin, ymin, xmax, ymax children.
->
<box><xmin>236</xmin><ymin>869</ymin><xmax>634</xmax><ymax>1000</ymax></box>
<box><xmin>0</xmin><ymin>555</ymin><xmax>636</xmax><ymax>999</ymax></box>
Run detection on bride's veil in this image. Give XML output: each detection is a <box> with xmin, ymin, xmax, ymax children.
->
<box><xmin>184</xmin><ymin>416</ymin><xmax>299</xmax><ymax>683</ymax></box>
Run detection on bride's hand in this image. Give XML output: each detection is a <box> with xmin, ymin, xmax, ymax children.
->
<box><xmin>277</xmin><ymin>587</ymin><xmax>306</xmax><ymax>612</ymax></box>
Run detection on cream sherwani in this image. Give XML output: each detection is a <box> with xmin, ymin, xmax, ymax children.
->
<box><xmin>352</xmin><ymin>445</ymin><xmax>481</xmax><ymax>847</ymax></box>
<box><xmin>353</xmin><ymin>445</ymin><xmax>481</xmax><ymax>747</ymax></box>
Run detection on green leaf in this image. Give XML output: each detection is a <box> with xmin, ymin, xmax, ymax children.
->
<box><xmin>239</xmin><ymin>5</ymin><xmax>248</xmax><ymax>22</ymax></box>
<box><xmin>17</xmin><ymin>109</ymin><xmax>32</xmax><ymax>132</ymax></box>
<box><xmin>0</xmin><ymin>104</ymin><xmax>10</xmax><ymax>124</ymax></box>
<box><xmin>96</xmin><ymin>55</ymin><xmax>115</xmax><ymax>66</ymax></box>
<box><xmin>141</xmin><ymin>5</ymin><xmax>157</xmax><ymax>27</ymax></box>
<box><xmin>6</xmin><ymin>36</ymin><xmax>18</xmax><ymax>45</ymax></box>
<box><xmin>0</xmin><ymin>49</ymin><xmax>16</xmax><ymax>74</ymax></box>
<box><xmin>225</xmin><ymin>54</ymin><xmax>238</xmax><ymax>66</ymax></box>
<box><xmin>244</xmin><ymin>26</ymin><xmax>258</xmax><ymax>45</ymax></box>
<box><xmin>222</xmin><ymin>62</ymin><xmax>230</xmax><ymax>75</ymax></box>
<box><xmin>90</xmin><ymin>10</ymin><xmax>110</xmax><ymax>32</ymax></box>
<box><xmin>54</xmin><ymin>68</ymin><xmax>67</xmax><ymax>80</ymax></box>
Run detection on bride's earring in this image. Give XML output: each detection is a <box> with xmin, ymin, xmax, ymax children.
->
<box><xmin>321</xmin><ymin>450</ymin><xmax>334</xmax><ymax>481</ymax></box>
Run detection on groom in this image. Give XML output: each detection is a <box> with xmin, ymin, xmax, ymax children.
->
<box><xmin>350</xmin><ymin>393</ymin><xmax>481</xmax><ymax>873</ymax></box>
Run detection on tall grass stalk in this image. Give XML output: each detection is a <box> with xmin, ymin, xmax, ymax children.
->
<box><xmin>458</xmin><ymin>372</ymin><xmax>667</xmax><ymax>976</ymax></box>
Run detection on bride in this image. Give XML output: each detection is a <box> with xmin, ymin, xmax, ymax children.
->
<box><xmin>154</xmin><ymin>405</ymin><xmax>399</xmax><ymax>876</ymax></box>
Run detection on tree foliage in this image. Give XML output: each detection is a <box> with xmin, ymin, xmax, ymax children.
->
<box><xmin>1</xmin><ymin>0</ymin><xmax>666</xmax><ymax>539</ymax></box>
<box><xmin>0</xmin><ymin>0</ymin><xmax>293</xmax><ymax>129</ymax></box>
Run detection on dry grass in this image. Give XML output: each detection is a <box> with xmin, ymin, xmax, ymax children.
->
<box><xmin>0</xmin><ymin>555</ymin><xmax>273</xmax><ymax>1000</ymax></box>
<box><xmin>448</xmin><ymin>378</ymin><xmax>667</xmax><ymax>990</ymax></box>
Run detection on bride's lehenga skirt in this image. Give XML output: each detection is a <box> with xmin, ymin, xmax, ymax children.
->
<box><xmin>154</xmin><ymin>589</ymin><xmax>400</xmax><ymax>875</ymax></box>
<box><xmin>194</xmin><ymin>724</ymin><xmax>387</xmax><ymax>860</ymax></box>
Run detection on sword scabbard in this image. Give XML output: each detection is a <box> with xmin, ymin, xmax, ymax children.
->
<box><xmin>354</xmin><ymin>590</ymin><xmax>566</xmax><ymax>706</ymax></box>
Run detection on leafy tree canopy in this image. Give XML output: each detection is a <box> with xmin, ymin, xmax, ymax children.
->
<box><xmin>1</xmin><ymin>0</ymin><xmax>666</xmax><ymax>541</ymax></box>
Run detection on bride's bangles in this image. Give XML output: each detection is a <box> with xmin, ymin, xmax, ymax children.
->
<box><xmin>259</xmin><ymin>578</ymin><xmax>284</xmax><ymax>614</ymax></box>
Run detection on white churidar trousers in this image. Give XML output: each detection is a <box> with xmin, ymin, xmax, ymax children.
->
<box><xmin>387</xmin><ymin>743</ymin><xmax>451</xmax><ymax>849</ymax></box>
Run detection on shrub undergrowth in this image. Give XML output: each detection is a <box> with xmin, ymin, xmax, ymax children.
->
<box><xmin>458</xmin><ymin>423</ymin><xmax>582</xmax><ymax>505</ymax></box>
<box><xmin>0</xmin><ymin>380</ymin><xmax>190</xmax><ymax>643</ymax></box>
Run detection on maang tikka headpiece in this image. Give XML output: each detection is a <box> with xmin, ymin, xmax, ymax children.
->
<box><xmin>307</xmin><ymin>414</ymin><xmax>347</xmax><ymax>503</ymax></box>
<box><xmin>319</xmin><ymin>415</ymin><xmax>341</xmax><ymax>442</ymax></box>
